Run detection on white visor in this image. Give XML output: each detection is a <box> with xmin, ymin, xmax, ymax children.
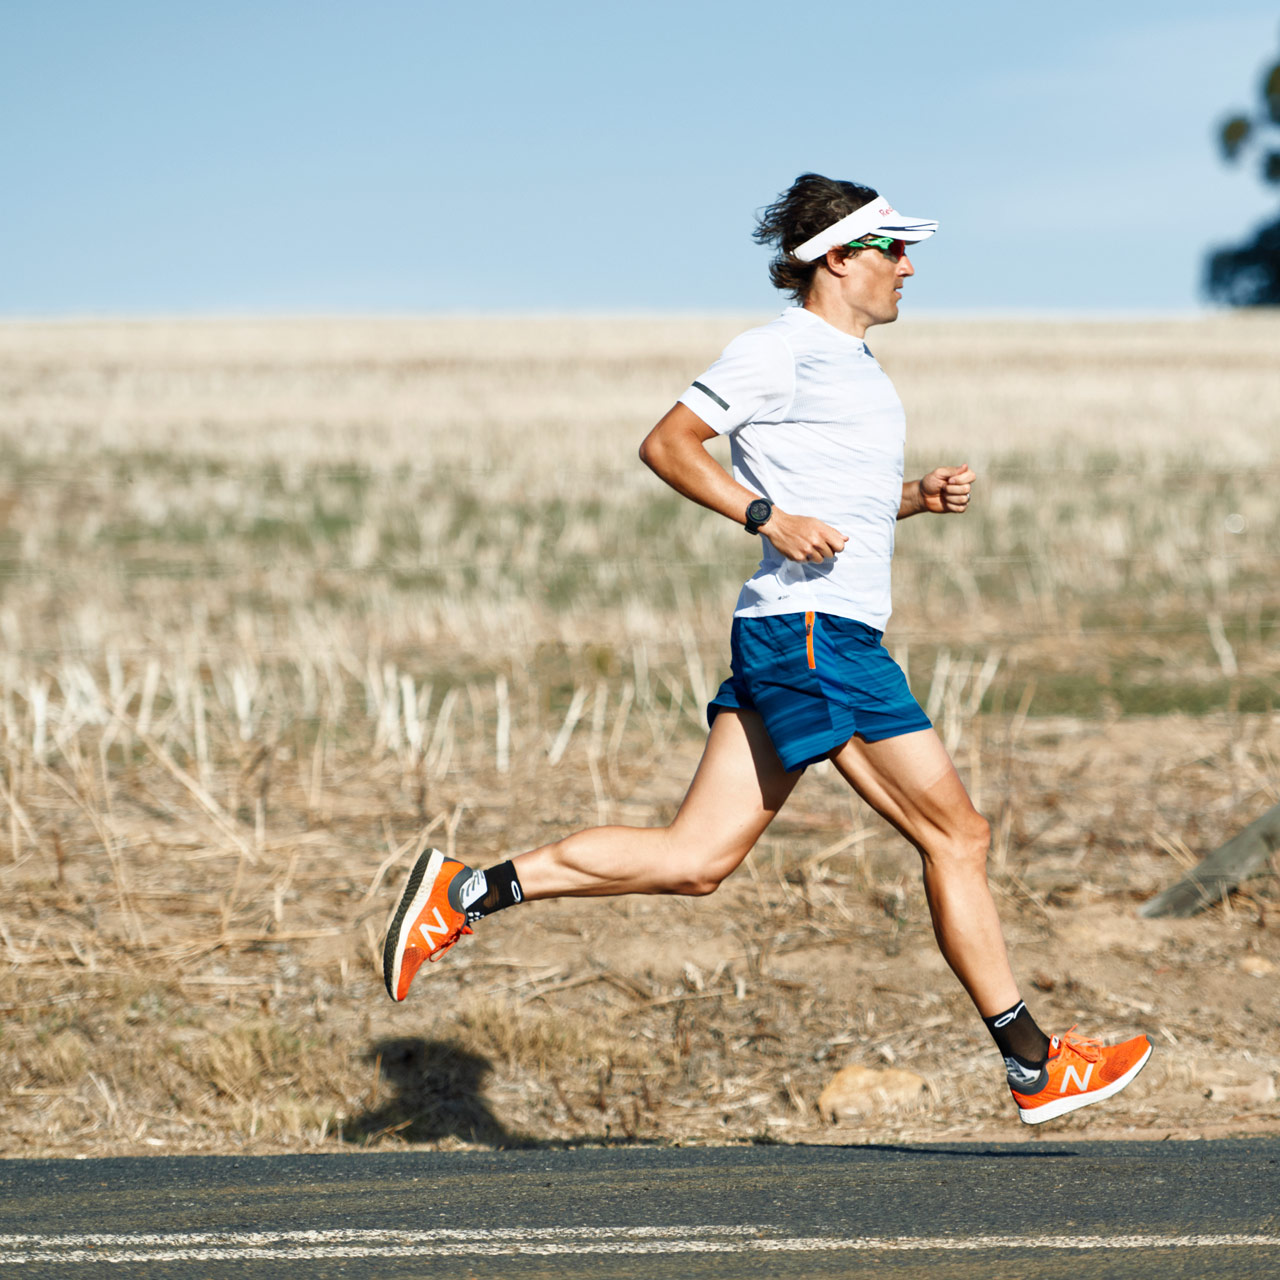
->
<box><xmin>792</xmin><ymin>196</ymin><xmax>938</xmax><ymax>263</ymax></box>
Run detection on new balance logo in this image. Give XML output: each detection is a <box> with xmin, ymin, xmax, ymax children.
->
<box><xmin>419</xmin><ymin>908</ymin><xmax>450</xmax><ymax>940</ymax></box>
<box><xmin>1063</xmin><ymin>1062</ymin><xmax>1095</xmax><ymax>1093</ymax></box>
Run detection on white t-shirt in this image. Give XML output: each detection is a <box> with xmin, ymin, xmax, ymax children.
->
<box><xmin>678</xmin><ymin>306</ymin><xmax>906</xmax><ymax>630</ymax></box>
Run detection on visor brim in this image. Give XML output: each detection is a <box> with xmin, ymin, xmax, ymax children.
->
<box><xmin>793</xmin><ymin>198</ymin><xmax>938</xmax><ymax>262</ymax></box>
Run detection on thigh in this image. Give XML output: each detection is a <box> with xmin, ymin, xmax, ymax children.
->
<box><xmin>669</xmin><ymin>707</ymin><xmax>803</xmax><ymax>862</ymax></box>
<box><xmin>828</xmin><ymin>727</ymin><xmax>981</xmax><ymax>851</ymax></box>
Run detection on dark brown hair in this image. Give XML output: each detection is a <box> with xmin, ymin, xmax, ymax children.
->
<box><xmin>753</xmin><ymin>173</ymin><xmax>879</xmax><ymax>301</ymax></box>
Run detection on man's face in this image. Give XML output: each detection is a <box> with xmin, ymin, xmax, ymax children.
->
<box><xmin>842</xmin><ymin>240</ymin><xmax>916</xmax><ymax>329</ymax></box>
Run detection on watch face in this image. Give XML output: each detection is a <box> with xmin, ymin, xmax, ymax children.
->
<box><xmin>747</xmin><ymin>499</ymin><xmax>771</xmax><ymax>524</ymax></box>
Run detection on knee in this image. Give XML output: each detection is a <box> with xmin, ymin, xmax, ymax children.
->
<box><xmin>662</xmin><ymin>839</ymin><xmax>744</xmax><ymax>897</ymax></box>
<box><xmin>668</xmin><ymin>863</ymin><xmax>730</xmax><ymax>897</ymax></box>
<box><xmin>926</xmin><ymin>811</ymin><xmax>991</xmax><ymax>875</ymax></box>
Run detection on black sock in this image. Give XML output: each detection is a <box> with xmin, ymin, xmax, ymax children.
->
<box><xmin>983</xmin><ymin>1000</ymin><xmax>1051</xmax><ymax>1085</ymax></box>
<box><xmin>448</xmin><ymin>861</ymin><xmax>524</xmax><ymax>923</ymax></box>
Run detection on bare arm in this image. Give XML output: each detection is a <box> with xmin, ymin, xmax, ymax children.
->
<box><xmin>898</xmin><ymin>464</ymin><xmax>976</xmax><ymax>519</ymax></box>
<box><xmin>638</xmin><ymin>404</ymin><xmax>848</xmax><ymax>563</ymax></box>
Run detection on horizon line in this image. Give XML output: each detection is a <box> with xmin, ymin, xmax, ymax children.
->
<box><xmin>0</xmin><ymin>305</ymin><xmax>1270</xmax><ymax>326</ymax></box>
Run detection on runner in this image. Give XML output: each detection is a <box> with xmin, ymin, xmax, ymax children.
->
<box><xmin>382</xmin><ymin>173</ymin><xmax>1152</xmax><ymax>1124</ymax></box>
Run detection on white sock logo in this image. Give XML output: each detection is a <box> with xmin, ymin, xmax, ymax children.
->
<box><xmin>993</xmin><ymin>1001</ymin><xmax>1026</xmax><ymax>1029</ymax></box>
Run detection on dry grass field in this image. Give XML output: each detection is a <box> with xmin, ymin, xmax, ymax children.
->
<box><xmin>0</xmin><ymin>313</ymin><xmax>1278</xmax><ymax>1156</ymax></box>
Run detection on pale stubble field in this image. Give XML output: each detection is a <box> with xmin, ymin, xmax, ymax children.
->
<box><xmin>0</xmin><ymin>313</ymin><xmax>1277</xmax><ymax>1155</ymax></box>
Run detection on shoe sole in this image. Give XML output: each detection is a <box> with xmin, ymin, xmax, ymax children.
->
<box><xmin>382</xmin><ymin>847</ymin><xmax>446</xmax><ymax>1002</ymax></box>
<box><xmin>1017</xmin><ymin>1042</ymin><xmax>1153</xmax><ymax>1125</ymax></box>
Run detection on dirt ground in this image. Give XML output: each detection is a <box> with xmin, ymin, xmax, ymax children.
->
<box><xmin>4</xmin><ymin>710</ymin><xmax>1276</xmax><ymax>1157</ymax></box>
<box><xmin>376</xmin><ymin>710</ymin><xmax>1280</xmax><ymax>1147</ymax></box>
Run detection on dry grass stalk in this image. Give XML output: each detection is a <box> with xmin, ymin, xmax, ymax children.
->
<box><xmin>0</xmin><ymin>316</ymin><xmax>1276</xmax><ymax>1155</ymax></box>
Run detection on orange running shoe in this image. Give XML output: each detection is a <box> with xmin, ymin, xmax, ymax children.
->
<box><xmin>1011</xmin><ymin>1025</ymin><xmax>1152</xmax><ymax>1124</ymax></box>
<box><xmin>382</xmin><ymin>848</ymin><xmax>476</xmax><ymax>1001</ymax></box>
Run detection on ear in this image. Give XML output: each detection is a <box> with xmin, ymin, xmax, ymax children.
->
<box><xmin>824</xmin><ymin>246</ymin><xmax>855</xmax><ymax>277</ymax></box>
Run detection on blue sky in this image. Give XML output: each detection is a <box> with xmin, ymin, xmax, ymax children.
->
<box><xmin>3</xmin><ymin>1</ymin><xmax>1278</xmax><ymax>314</ymax></box>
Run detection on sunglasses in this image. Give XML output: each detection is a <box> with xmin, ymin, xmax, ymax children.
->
<box><xmin>845</xmin><ymin>235</ymin><xmax>908</xmax><ymax>261</ymax></box>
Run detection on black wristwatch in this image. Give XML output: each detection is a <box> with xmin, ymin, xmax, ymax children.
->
<box><xmin>744</xmin><ymin>497</ymin><xmax>773</xmax><ymax>534</ymax></box>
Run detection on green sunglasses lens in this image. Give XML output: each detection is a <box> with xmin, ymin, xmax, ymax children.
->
<box><xmin>846</xmin><ymin>235</ymin><xmax>906</xmax><ymax>260</ymax></box>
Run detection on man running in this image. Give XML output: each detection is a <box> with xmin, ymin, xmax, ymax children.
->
<box><xmin>382</xmin><ymin>173</ymin><xmax>1152</xmax><ymax>1124</ymax></box>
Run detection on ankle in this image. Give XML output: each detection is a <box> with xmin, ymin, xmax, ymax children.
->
<box><xmin>448</xmin><ymin>860</ymin><xmax>524</xmax><ymax>922</ymax></box>
<box><xmin>983</xmin><ymin>998</ymin><xmax>1051</xmax><ymax>1074</ymax></box>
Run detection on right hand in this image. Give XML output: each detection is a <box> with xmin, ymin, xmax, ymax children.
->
<box><xmin>759</xmin><ymin>509</ymin><xmax>848</xmax><ymax>563</ymax></box>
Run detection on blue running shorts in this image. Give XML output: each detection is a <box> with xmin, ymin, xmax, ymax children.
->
<box><xmin>707</xmin><ymin>611</ymin><xmax>931</xmax><ymax>772</ymax></box>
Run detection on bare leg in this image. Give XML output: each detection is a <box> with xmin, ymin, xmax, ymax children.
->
<box><xmin>829</xmin><ymin>729</ymin><xmax>1020</xmax><ymax>1018</ymax></box>
<box><xmin>514</xmin><ymin>709</ymin><xmax>802</xmax><ymax>899</ymax></box>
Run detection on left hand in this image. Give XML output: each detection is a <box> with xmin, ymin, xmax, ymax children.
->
<box><xmin>919</xmin><ymin>464</ymin><xmax>975</xmax><ymax>514</ymax></box>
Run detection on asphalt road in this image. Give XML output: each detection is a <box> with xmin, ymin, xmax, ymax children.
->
<box><xmin>1</xmin><ymin>1141</ymin><xmax>1278</xmax><ymax>1279</ymax></box>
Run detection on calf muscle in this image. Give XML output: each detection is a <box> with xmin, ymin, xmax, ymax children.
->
<box><xmin>830</xmin><ymin>729</ymin><xmax>1020</xmax><ymax>1017</ymax></box>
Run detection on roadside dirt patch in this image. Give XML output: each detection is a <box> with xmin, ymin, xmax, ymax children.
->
<box><xmin>3</xmin><ymin>712</ymin><xmax>1276</xmax><ymax>1156</ymax></box>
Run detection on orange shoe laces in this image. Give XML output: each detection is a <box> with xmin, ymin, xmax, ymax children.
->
<box><xmin>426</xmin><ymin>922</ymin><xmax>473</xmax><ymax>964</ymax></box>
<box><xmin>1058</xmin><ymin>1025</ymin><xmax>1104</xmax><ymax>1063</ymax></box>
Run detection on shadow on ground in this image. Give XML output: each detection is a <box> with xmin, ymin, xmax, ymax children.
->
<box><xmin>345</xmin><ymin>1037</ymin><xmax>513</xmax><ymax>1146</ymax></box>
<box><xmin>345</xmin><ymin>1039</ymin><xmax>1077</xmax><ymax>1159</ymax></box>
<box><xmin>344</xmin><ymin>1037</ymin><xmax>681</xmax><ymax>1150</ymax></box>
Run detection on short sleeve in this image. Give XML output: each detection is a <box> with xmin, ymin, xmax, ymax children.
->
<box><xmin>677</xmin><ymin>329</ymin><xmax>794</xmax><ymax>435</ymax></box>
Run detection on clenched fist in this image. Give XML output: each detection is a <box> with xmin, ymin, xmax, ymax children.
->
<box><xmin>919</xmin><ymin>464</ymin><xmax>976</xmax><ymax>515</ymax></box>
<box><xmin>760</xmin><ymin>509</ymin><xmax>848</xmax><ymax>563</ymax></box>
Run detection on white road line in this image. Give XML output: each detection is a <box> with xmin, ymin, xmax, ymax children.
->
<box><xmin>0</xmin><ymin>1227</ymin><xmax>756</xmax><ymax>1247</ymax></box>
<box><xmin>0</xmin><ymin>1228</ymin><xmax>1278</xmax><ymax>1264</ymax></box>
